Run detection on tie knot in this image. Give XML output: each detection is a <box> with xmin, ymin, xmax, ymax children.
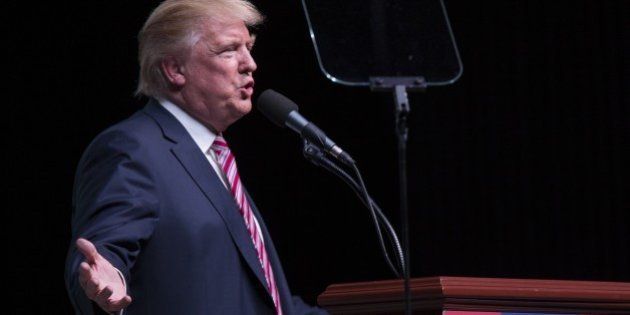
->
<box><xmin>210</xmin><ymin>135</ymin><xmax>230</xmax><ymax>160</ymax></box>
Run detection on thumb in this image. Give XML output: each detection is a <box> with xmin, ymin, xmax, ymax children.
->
<box><xmin>76</xmin><ymin>238</ymin><xmax>100</xmax><ymax>264</ymax></box>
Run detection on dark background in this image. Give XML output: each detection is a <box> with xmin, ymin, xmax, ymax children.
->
<box><xmin>8</xmin><ymin>0</ymin><xmax>628</xmax><ymax>313</ymax></box>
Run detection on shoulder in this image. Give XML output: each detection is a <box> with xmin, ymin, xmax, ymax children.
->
<box><xmin>86</xmin><ymin>109</ymin><xmax>165</xmax><ymax>154</ymax></box>
<box><xmin>74</xmin><ymin>107</ymin><xmax>170</xmax><ymax>178</ymax></box>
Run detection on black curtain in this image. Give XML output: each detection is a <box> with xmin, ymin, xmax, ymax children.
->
<box><xmin>7</xmin><ymin>0</ymin><xmax>628</xmax><ymax>312</ymax></box>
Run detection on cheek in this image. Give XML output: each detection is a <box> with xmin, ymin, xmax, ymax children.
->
<box><xmin>203</xmin><ymin>66</ymin><xmax>238</xmax><ymax>92</ymax></box>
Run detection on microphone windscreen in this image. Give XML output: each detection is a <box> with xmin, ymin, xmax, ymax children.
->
<box><xmin>257</xmin><ymin>89</ymin><xmax>299</xmax><ymax>127</ymax></box>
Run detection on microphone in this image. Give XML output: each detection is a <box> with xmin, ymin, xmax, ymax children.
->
<box><xmin>257</xmin><ymin>89</ymin><xmax>355</xmax><ymax>165</ymax></box>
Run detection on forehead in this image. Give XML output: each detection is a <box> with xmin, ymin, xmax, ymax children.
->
<box><xmin>200</xmin><ymin>19</ymin><xmax>253</xmax><ymax>45</ymax></box>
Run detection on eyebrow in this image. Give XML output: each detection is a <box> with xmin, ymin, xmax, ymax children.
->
<box><xmin>205</xmin><ymin>33</ymin><xmax>257</xmax><ymax>54</ymax></box>
<box><xmin>217</xmin><ymin>35</ymin><xmax>256</xmax><ymax>47</ymax></box>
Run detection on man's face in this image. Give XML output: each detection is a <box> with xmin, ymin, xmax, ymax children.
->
<box><xmin>178</xmin><ymin>19</ymin><xmax>257</xmax><ymax>132</ymax></box>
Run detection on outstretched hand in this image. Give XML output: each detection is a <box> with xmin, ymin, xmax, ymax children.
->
<box><xmin>76</xmin><ymin>238</ymin><xmax>132</xmax><ymax>313</ymax></box>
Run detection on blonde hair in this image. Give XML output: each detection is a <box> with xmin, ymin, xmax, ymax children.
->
<box><xmin>136</xmin><ymin>0</ymin><xmax>263</xmax><ymax>98</ymax></box>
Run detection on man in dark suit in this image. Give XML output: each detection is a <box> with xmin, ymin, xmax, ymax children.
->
<box><xmin>64</xmin><ymin>1</ymin><xmax>326</xmax><ymax>314</ymax></box>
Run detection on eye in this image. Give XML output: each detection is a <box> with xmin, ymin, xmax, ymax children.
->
<box><xmin>217</xmin><ymin>45</ymin><xmax>238</xmax><ymax>57</ymax></box>
<box><xmin>211</xmin><ymin>45</ymin><xmax>238</xmax><ymax>58</ymax></box>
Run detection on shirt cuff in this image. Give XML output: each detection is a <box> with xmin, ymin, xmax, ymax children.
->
<box><xmin>114</xmin><ymin>267</ymin><xmax>127</xmax><ymax>315</ymax></box>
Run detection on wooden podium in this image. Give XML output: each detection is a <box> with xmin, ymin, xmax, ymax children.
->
<box><xmin>318</xmin><ymin>277</ymin><xmax>630</xmax><ymax>314</ymax></box>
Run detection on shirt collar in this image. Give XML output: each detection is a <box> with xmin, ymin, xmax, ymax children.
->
<box><xmin>157</xmin><ymin>98</ymin><xmax>217</xmax><ymax>154</ymax></box>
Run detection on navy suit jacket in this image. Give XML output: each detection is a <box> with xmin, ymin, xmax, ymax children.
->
<box><xmin>65</xmin><ymin>100</ymin><xmax>325</xmax><ymax>314</ymax></box>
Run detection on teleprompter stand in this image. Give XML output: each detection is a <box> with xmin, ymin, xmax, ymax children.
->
<box><xmin>301</xmin><ymin>1</ymin><xmax>463</xmax><ymax>314</ymax></box>
<box><xmin>370</xmin><ymin>76</ymin><xmax>428</xmax><ymax>315</ymax></box>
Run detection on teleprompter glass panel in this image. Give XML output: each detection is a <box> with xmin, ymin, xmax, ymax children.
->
<box><xmin>301</xmin><ymin>0</ymin><xmax>463</xmax><ymax>86</ymax></box>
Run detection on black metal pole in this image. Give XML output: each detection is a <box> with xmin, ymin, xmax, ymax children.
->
<box><xmin>394</xmin><ymin>85</ymin><xmax>411</xmax><ymax>315</ymax></box>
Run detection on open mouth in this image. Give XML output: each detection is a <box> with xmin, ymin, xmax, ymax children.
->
<box><xmin>240</xmin><ymin>81</ymin><xmax>255</xmax><ymax>98</ymax></box>
<box><xmin>242</xmin><ymin>81</ymin><xmax>255</xmax><ymax>90</ymax></box>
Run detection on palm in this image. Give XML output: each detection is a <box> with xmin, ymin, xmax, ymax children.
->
<box><xmin>87</xmin><ymin>253</ymin><xmax>126</xmax><ymax>296</ymax></box>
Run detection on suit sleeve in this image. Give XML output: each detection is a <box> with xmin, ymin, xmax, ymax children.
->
<box><xmin>64</xmin><ymin>130</ymin><xmax>160</xmax><ymax>314</ymax></box>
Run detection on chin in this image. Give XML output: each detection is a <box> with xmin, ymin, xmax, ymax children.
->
<box><xmin>227</xmin><ymin>100</ymin><xmax>252</xmax><ymax>122</ymax></box>
<box><xmin>236</xmin><ymin>99</ymin><xmax>253</xmax><ymax>115</ymax></box>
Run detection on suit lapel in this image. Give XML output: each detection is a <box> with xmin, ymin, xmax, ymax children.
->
<box><xmin>142</xmin><ymin>100</ymin><xmax>270</xmax><ymax>294</ymax></box>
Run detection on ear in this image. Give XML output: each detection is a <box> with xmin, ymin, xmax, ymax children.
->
<box><xmin>161</xmin><ymin>55</ymin><xmax>186</xmax><ymax>88</ymax></box>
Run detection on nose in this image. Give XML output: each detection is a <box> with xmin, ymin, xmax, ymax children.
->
<box><xmin>239</xmin><ymin>49</ymin><xmax>257</xmax><ymax>74</ymax></box>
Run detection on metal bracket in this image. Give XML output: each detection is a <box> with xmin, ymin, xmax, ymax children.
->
<box><xmin>369</xmin><ymin>76</ymin><xmax>427</xmax><ymax>92</ymax></box>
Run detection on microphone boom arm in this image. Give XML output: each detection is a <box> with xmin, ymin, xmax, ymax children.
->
<box><xmin>303</xmin><ymin>140</ymin><xmax>405</xmax><ymax>277</ymax></box>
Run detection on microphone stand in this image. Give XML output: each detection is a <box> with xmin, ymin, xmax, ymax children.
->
<box><xmin>299</xmin><ymin>75</ymin><xmax>427</xmax><ymax>314</ymax></box>
<box><xmin>302</xmin><ymin>140</ymin><xmax>405</xmax><ymax>279</ymax></box>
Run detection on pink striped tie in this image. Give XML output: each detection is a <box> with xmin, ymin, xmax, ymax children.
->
<box><xmin>211</xmin><ymin>135</ymin><xmax>282</xmax><ymax>315</ymax></box>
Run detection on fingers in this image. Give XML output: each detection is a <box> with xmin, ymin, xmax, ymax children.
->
<box><xmin>95</xmin><ymin>286</ymin><xmax>132</xmax><ymax>312</ymax></box>
<box><xmin>76</xmin><ymin>238</ymin><xmax>99</xmax><ymax>264</ymax></box>
<box><xmin>80</xmin><ymin>269</ymin><xmax>132</xmax><ymax>312</ymax></box>
<box><xmin>95</xmin><ymin>285</ymin><xmax>114</xmax><ymax>306</ymax></box>
<box><xmin>79</xmin><ymin>262</ymin><xmax>101</xmax><ymax>299</ymax></box>
<box><xmin>102</xmin><ymin>294</ymin><xmax>133</xmax><ymax>312</ymax></box>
